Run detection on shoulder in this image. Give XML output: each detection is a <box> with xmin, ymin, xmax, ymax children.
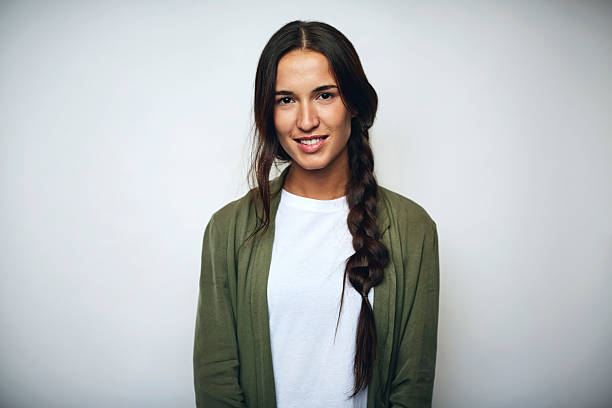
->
<box><xmin>205</xmin><ymin>188</ymin><xmax>258</xmax><ymax>240</ymax></box>
<box><xmin>378</xmin><ymin>185</ymin><xmax>437</xmax><ymax>232</ymax></box>
<box><xmin>377</xmin><ymin>186</ymin><xmax>439</xmax><ymax>268</ymax></box>
<box><xmin>204</xmin><ymin>171</ymin><xmax>284</xmax><ymax>241</ymax></box>
<box><xmin>210</xmin><ymin>190</ymin><xmax>254</xmax><ymax>225</ymax></box>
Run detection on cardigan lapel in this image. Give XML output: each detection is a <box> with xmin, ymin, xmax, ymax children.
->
<box><xmin>249</xmin><ymin>166</ymin><xmax>289</xmax><ymax>408</ymax></box>
<box><xmin>371</xmin><ymin>189</ymin><xmax>395</xmax><ymax>406</ymax></box>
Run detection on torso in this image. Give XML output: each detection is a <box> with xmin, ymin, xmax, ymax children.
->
<box><xmin>267</xmin><ymin>188</ymin><xmax>371</xmax><ymax>407</ymax></box>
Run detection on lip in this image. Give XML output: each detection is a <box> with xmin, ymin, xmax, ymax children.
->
<box><xmin>294</xmin><ymin>135</ymin><xmax>328</xmax><ymax>153</ymax></box>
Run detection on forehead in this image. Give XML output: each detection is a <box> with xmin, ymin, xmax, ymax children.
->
<box><xmin>275</xmin><ymin>49</ymin><xmax>336</xmax><ymax>90</ymax></box>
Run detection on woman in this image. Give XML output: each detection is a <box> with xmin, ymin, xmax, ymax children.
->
<box><xmin>194</xmin><ymin>20</ymin><xmax>439</xmax><ymax>408</ymax></box>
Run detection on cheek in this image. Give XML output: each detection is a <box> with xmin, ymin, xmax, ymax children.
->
<box><xmin>325</xmin><ymin>105</ymin><xmax>352</xmax><ymax>135</ymax></box>
<box><xmin>345</xmin><ymin>117</ymin><xmax>352</xmax><ymax>138</ymax></box>
<box><xmin>273</xmin><ymin>110</ymin><xmax>293</xmax><ymax>136</ymax></box>
<box><xmin>326</xmin><ymin>104</ymin><xmax>351</xmax><ymax>130</ymax></box>
<box><xmin>273</xmin><ymin>111</ymin><xmax>294</xmax><ymax>153</ymax></box>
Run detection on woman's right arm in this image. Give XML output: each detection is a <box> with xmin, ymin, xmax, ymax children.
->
<box><xmin>193</xmin><ymin>216</ymin><xmax>247</xmax><ymax>407</ymax></box>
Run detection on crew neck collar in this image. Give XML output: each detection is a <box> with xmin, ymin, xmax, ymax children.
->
<box><xmin>280</xmin><ymin>188</ymin><xmax>348</xmax><ymax>212</ymax></box>
<box><xmin>268</xmin><ymin>165</ymin><xmax>391</xmax><ymax>233</ymax></box>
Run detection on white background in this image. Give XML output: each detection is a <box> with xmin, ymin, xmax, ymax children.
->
<box><xmin>1</xmin><ymin>1</ymin><xmax>611</xmax><ymax>407</ymax></box>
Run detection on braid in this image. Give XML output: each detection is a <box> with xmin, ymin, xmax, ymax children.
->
<box><xmin>339</xmin><ymin>124</ymin><xmax>389</xmax><ymax>396</ymax></box>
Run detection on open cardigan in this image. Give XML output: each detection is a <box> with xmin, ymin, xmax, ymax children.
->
<box><xmin>193</xmin><ymin>166</ymin><xmax>439</xmax><ymax>407</ymax></box>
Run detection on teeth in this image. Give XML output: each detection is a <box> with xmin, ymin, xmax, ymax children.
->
<box><xmin>299</xmin><ymin>138</ymin><xmax>323</xmax><ymax>145</ymax></box>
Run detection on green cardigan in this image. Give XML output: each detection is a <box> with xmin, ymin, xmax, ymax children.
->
<box><xmin>194</xmin><ymin>167</ymin><xmax>439</xmax><ymax>407</ymax></box>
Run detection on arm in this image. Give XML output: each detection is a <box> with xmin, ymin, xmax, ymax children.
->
<box><xmin>389</xmin><ymin>222</ymin><xmax>440</xmax><ymax>407</ymax></box>
<box><xmin>193</xmin><ymin>216</ymin><xmax>246</xmax><ymax>407</ymax></box>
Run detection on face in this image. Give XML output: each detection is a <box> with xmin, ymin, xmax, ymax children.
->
<box><xmin>274</xmin><ymin>49</ymin><xmax>355</xmax><ymax>174</ymax></box>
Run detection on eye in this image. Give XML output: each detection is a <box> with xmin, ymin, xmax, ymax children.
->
<box><xmin>318</xmin><ymin>92</ymin><xmax>334</xmax><ymax>100</ymax></box>
<box><xmin>277</xmin><ymin>96</ymin><xmax>294</xmax><ymax>105</ymax></box>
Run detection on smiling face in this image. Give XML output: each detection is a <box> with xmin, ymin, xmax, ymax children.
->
<box><xmin>274</xmin><ymin>49</ymin><xmax>354</xmax><ymax>177</ymax></box>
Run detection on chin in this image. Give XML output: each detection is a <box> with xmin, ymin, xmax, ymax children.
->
<box><xmin>293</xmin><ymin>158</ymin><xmax>329</xmax><ymax>172</ymax></box>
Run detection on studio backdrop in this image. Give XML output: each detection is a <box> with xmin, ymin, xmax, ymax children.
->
<box><xmin>1</xmin><ymin>1</ymin><xmax>611</xmax><ymax>407</ymax></box>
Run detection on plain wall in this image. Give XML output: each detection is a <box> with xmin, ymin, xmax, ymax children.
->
<box><xmin>1</xmin><ymin>1</ymin><xmax>611</xmax><ymax>407</ymax></box>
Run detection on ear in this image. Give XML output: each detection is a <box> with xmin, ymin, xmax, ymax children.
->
<box><xmin>351</xmin><ymin>111</ymin><xmax>358</xmax><ymax>118</ymax></box>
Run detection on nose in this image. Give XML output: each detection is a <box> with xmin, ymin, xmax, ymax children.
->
<box><xmin>296</xmin><ymin>101</ymin><xmax>319</xmax><ymax>132</ymax></box>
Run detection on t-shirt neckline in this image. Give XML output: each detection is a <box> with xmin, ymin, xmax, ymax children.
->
<box><xmin>280</xmin><ymin>188</ymin><xmax>348</xmax><ymax>213</ymax></box>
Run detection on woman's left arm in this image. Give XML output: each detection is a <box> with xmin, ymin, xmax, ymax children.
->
<box><xmin>388</xmin><ymin>221</ymin><xmax>440</xmax><ymax>408</ymax></box>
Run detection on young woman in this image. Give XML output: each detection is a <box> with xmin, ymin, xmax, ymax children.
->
<box><xmin>194</xmin><ymin>20</ymin><xmax>439</xmax><ymax>408</ymax></box>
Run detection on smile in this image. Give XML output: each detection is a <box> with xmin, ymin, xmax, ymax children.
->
<box><xmin>294</xmin><ymin>135</ymin><xmax>328</xmax><ymax>153</ymax></box>
<box><xmin>298</xmin><ymin>137</ymin><xmax>327</xmax><ymax>145</ymax></box>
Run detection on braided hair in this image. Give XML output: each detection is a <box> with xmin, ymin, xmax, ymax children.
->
<box><xmin>341</xmin><ymin>126</ymin><xmax>389</xmax><ymax>395</ymax></box>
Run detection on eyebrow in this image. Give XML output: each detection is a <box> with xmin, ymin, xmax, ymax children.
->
<box><xmin>274</xmin><ymin>84</ymin><xmax>338</xmax><ymax>96</ymax></box>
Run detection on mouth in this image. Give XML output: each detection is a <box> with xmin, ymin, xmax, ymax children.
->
<box><xmin>293</xmin><ymin>135</ymin><xmax>328</xmax><ymax>153</ymax></box>
<box><xmin>294</xmin><ymin>135</ymin><xmax>329</xmax><ymax>145</ymax></box>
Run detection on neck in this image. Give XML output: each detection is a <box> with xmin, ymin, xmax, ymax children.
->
<box><xmin>282</xmin><ymin>152</ymin><xmax>350</xmax><ymax>200</ymax></box>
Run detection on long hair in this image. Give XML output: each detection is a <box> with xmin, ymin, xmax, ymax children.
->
<box><xmin>249</xmin><ymin>20</ymin><xmax>389</xmax><ymax>396</ymax></box>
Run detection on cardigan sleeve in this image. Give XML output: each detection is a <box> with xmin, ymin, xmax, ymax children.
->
<box><xmin>389</xmin><ymin>221</ymin><xmax>440</xmax><ymax>407</ymax></box>
<box><xmin>193</xmin><ymin>216</ymin><xmax>247</xmax><ymax>408</ymax></box>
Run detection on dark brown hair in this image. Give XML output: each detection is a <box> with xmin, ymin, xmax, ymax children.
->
<box><xmin>249</xmin><ymin>20</ymin><xmax>389</xmax><ymax>396</ymax></box>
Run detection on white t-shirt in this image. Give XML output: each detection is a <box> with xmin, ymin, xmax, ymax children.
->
<box><xmin>267</xmin><ymin>188</ymin><xmax>373</xmax><ymax>408</ymax></box>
